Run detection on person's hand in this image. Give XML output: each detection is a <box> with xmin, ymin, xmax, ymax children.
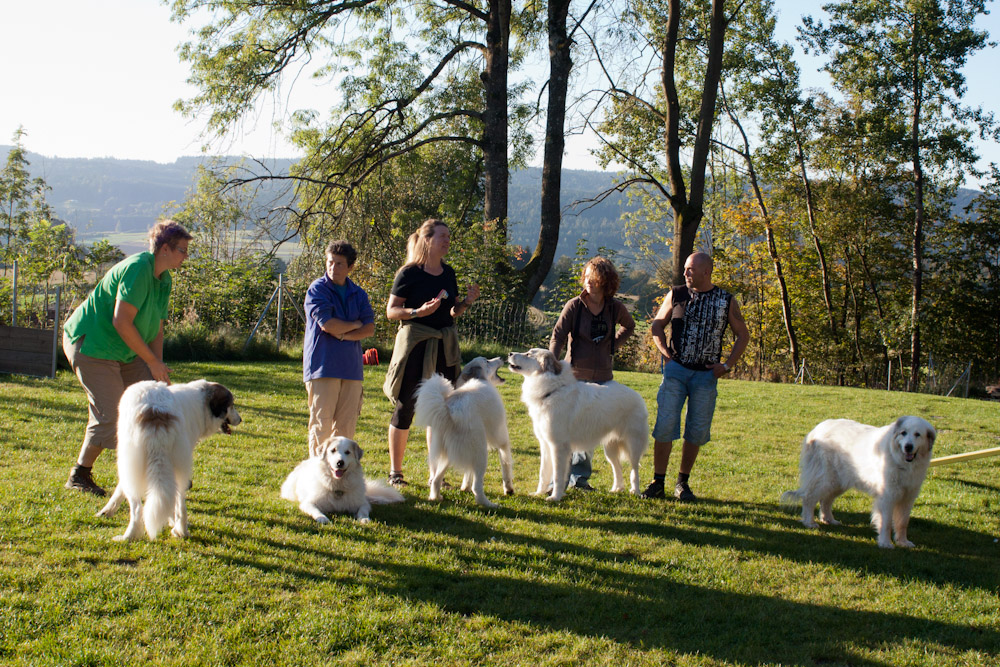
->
<box><xmin>419</xmin><ymin>298</ymin><xmax>442</xmax><ymax>316</ymax></box>
<box><xmin>711</xmin><ymin>362</ymin><xmax>729</xmax><ymax>379</ymax></box>
<box><xmin>465</xmin><ymin>284</ymin><xmax>480</xmax><ymax>305</ymax></box>
<box><xmin>149</xmin><ymin>359</ymin><xmax>173</xmax><ymax>384</ymax></box>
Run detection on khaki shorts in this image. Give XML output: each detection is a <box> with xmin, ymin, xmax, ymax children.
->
<box><xmin>63</xmin><ymin>332</ymin><xmax>153</xmax><ymax>450</ymax></box>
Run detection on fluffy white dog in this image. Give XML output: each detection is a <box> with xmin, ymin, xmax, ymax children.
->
<box><xmin>97</xmin><ymin>380</ymin><xmax>241</xmax><ymax>541</ymax></box>
<box><xmin>781</xmin><ymin>416</ymin><xmax>937</xmax><ymax>548</ymax></box>
<box><xmin>507</xmin><ymin>348</ymin><xmax>648</xmax><ymax>502</ymax></box>
<box><xmin>413</xmin><ymin>356</ymin><xmax>515</xmax><ymax>508</ymax></box>
<box><xmin>281</xmin><ymin>436</ymin><xmax>404</xmax><ymax>524</ymax></box>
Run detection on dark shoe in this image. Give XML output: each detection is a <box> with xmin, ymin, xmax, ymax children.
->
<box><xmin>571</xmin><ymin>480</ymin><xmax>595</xmax><ymax>491</ymax></box>
<box><xmin>641</xmin><ymin>479</ymin><xmax>666</xmax><ymax>499</ymax></box>
<box><xmin>388</xmin><ymin>472</ymin><xmax>408</xmax><ymax>487</ymax></box>
<box><xmin>440</xmin><ymin>480</ymin><xmax>454</xmax><ymax>490</ymax></box>
<box><xmin>66</xmin><ymin>465</ymin><xmax>106</xmax><ymax>497</ymax></box>
<box><xmin>674</xmin><ymin>481</ymin><xmax>697</xmax><ymax>502</ymax></box>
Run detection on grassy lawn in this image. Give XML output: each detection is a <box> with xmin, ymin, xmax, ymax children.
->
<box><xmin>1</xmin><ymin>360</ymin><xmax>998</xmax><ymax>666</ymax></box>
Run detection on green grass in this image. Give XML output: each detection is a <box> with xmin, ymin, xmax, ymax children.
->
<box><xmin>1</xmin><ymin>362</ymin><xmax>998</xmax><ymax>666</ymax></box>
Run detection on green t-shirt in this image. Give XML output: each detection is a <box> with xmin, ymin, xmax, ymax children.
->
<box><xmin>64</xmin><ymin>252</ymin><xmax>172</xmax><ymax>362</ymax></box>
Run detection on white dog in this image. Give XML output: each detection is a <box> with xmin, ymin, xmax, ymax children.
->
<box><xmin>507</xmin><ymin>348</ymin><xmax>648</xmax><ymax>502</ymax></box>
<box><xmin>413</xmin><ymin>356</ymin><xmax>515</xmax><ymax>508</ymax></box>
<box><xmin>281</xmin><ymin>436</ymin><xmax>404</xmax><ymax>524</ymax></box>
<box><xmin>781</xmin><ymin>416</ymin><xmax>937</xmax><ymax>548</ymax></box>
<box><xmin>96</xmin><ymin>380</ymin><xmax>241</xmax><ymax>541</ymax></box>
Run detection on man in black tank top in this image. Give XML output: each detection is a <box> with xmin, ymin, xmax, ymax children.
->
<box><xmin>641</xmin><ymin>252</ymin><xmax>749</xmax><ymax>501</ymax></box>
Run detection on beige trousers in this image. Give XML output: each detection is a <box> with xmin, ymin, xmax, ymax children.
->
<box><xmin>63</xmin><ymin>332</ymin><xmax>153</xmax><ymax>451</ymax></box>
<box><xmin>306</xmin><ymin>378</ymin><xmax>364</xmax><ymax>457</ymax></box>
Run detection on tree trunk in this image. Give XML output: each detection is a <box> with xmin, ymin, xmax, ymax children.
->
<box><xmin>519</xmin><ymin>0</ymin><xmax>572</xmax><ymax>302</ymax></box>
<box><xmin>664</xmin><ymin>0</ymin><xmax>727</xmax><ymax>285</ymax></box>
<box><xmin>909</xmin><ymin>38</ymin><xmax>924</xmax><ymax>392</ymax></box>
<box><xmin>482</xmin><ymin>0</ymin><xmax>510</xmax><ymax>234</ymax></box>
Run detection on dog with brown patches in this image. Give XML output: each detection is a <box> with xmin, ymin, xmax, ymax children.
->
<box><xmin>97</xmin><ymin>380</ymin><xmax>241</xmax><ymax>541</ymax></box>
<box><xmin>281</xmin><ymin>436</ymin><xmax>404</xmax><ymax>524</ymax></box>
<box><xmin>781</xmin><ymin>416</ymin><xmax>937</xmax><ymax>548</ymax></box>
<box><xmin>414</xmin><ymin>356</ymin><xmax>515</xmax><ymax>507</ymax></box>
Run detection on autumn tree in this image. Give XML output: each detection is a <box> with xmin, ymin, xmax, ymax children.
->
<box><xmin>801</xmin><ymin>0</ymin><xmax>995</xmax><ymax>390</ymax></box>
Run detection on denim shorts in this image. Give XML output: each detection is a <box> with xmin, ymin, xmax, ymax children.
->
<box><xmin>651</xmin><ymin>360</ymin><xmax>718</xmax><ymax>446</ymax></box>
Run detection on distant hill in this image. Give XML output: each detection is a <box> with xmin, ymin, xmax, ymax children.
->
<box><xmin>1</xmin><ymin>147</ymin><xmax>982</xmax><ymax>263</ymax></box>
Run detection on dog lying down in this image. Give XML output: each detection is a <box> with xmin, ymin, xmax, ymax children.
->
<box><xmin>781</xmin><ymin>416</ymin><xmax>936</xmax><ymax>548</ymax></box>
<box><xmin>281</xmin><ymin>436</ymin><xmax>404</xmax><ymax>524</ymax></box>
<box><xmin>414</xmin><ymin>356</ymin><xmax>515</xmax><ymax>508</ymax></box>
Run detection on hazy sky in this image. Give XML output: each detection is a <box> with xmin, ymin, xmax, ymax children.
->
<box><xmin>2</xmin><ymin>0</ymin><xmax>998</xmax><ymax>176</ymax></box>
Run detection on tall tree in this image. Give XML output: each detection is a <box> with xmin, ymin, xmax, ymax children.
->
<box><xmin>593</xmin><ymin>0</ymin><xmax>743</xmax><ymax>285</ymax></box>
<box><xmin>0</xmin><ymin>127</ymin><xmax>52</xmax><ymax>264</ymax></box>
<box><xmin>801</xmin><ymin>0</ymin><xmax>994</xmax><ymax>390</ymax></box>
<box><xmin>170</xmin><ymin>0</ymin><xmax>529</xmax><ymax>253</ymax></box>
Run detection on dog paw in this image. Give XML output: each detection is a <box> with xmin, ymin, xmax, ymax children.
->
<box><xmin>896</xmin><ymin>539</ymin><xmax>915</xmax><ymax>548</ymax></box>
<box><xmin>504</xmin><ymin>487</ymin><xmax>515</xmax><ymax>496</ymax></box>
<box><xmin>545</xmin><ymin>495</ymin><xmax>563</xmax><ymax>503</ymax></box>
<box><xmin>171</xmin><ymin>526</ymin><xmax>189</xmax><ymax>539</ymax></box>
<box><xmin>820</xmin><ymin>518</ymin><xmax>841</xmax><ymax>526</ymax></box>
<box><xmin>315</xmin><ymin>515</ymin><xmax>330</xmax><ymax>525</ymax></box>
<box><xmin>113</xmin><ymin>533</ymin><xmax>139</xmax><ymax>542</ymax></box>
<box><xmin>877</xmin><ymin>539</ymin><xmax>895</xmax><ymax>549</ymax></box>
<box><xmin>478</xmin><ymin>500</ymin><xmax>499</xmax><ymax>509</ymax></box>
<box><xmin>358</xmin><ymin>517</ymin><xmax>371</xmax><ymax>524</ymax></box>
<box><xmin>802</xmin><ymin>520</ymin><xmax>818</xmax><ymax>529</ymax></box>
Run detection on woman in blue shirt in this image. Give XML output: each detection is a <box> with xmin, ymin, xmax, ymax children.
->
<box><xmin>303</xmin><ymin>240</ymin><xmax>375</xmax><ymax>456</ymax></box>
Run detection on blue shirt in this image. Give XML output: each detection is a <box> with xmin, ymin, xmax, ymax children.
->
<box><xmin>303</xmin><ymin>275</ymin><xmax>375</xmax><ymax>382</ymax></box>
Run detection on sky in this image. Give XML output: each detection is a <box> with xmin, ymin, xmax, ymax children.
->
<box><xmin>2</xmin><ymin>0</ymin><xmax>998</xmax><ymax>178</ymax></box>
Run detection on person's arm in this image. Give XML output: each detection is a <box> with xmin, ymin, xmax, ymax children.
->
<box><xmin>386</xmin><ymin>294</ymin><xmax>441</xmax><ymax>321</ymax></box>
<box><xmin>649</xmin><ymin>290</ymin><xmax>674</xmax><ymax>362</ymax></box>
<box><xmin>450</xmin><ymin>283</ymin><xmax>479</xmax><ymax>318</ymax></box>
<box><xmin>713</xmin><ymin>298</ymin><xmax>749</xmax><ymax>378</ymax></box>
<box><xmin>113</xmin><ymin>300</ymin><xmax>171</xmax><ymax>383</ymax></box>
<box><xmin>613</xmin><ymin>301</ymin><xmax>636</xmax><ymax>348</ymax></box>
<box><xmin>548</xmin><ymin>300</ymin><xmax>574</xmax><ymax>357</ymax></box>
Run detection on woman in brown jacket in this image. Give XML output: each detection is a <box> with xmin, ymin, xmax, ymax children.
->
<box><xmin>548</xmin><ymin>256</ymin><xmax>635</xmax><ymax>490</ymax></box>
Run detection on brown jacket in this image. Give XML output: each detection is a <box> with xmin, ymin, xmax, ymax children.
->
<box><xmin>549</xmin><ymin>294</ymin><xmax>635</xmax><ymax>383</ymax></box>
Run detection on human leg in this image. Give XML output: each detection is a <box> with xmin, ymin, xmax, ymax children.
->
<box><xmin>307</xmin><ymin>378</ymin><xmax>345</xmax><ymax>456</ymax></box>
<box><xmin>673</xmin><ymin>370</ymin><xmax>718</xmax><ymax>502</ymax></box>
<box><xmin>568</xmin><ymin>451</ymin><xmax>594</xmax><ymax>490</ymax></box>
<box><xmin>644</xmin><ymin>363</ymin><xmax>687</xmax><ymax>499</ymax></box>
<box><xmin>386</xmin><ymin>341</ymin><xmax>429</xmax><ymax>485</ymax></box>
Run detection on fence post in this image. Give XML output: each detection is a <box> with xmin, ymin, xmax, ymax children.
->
<box><xmin>50</xmin><ymin>286</ymin><xmax>61</xmax><ymax>379</ymax></box>
<box><xmin>275</xmin><ymin>273</ymin><xmax>284</xmax><ymax>352</ymax></box>
<box><xmin>887</xmin><ymin>358</ymin><xmax>892</xmax><ymax>392</ymax></box>
<box><xmin>11</xmin><ymin>259</ymin><xmax>18</xmax><ymax>327</ymax></box>
<box><xmin>964</xmin><ymin>361</ymin><xmax>971</xmax><ymax>398</ymax></box>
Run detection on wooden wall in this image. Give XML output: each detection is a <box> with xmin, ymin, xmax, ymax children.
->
<box><xmin>0</xmin><ymin>325</ymin><xmax>56</xmax><ymax>378</ymax></box>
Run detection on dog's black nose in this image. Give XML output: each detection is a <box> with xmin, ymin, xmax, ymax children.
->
<box><xmin>904</xmin><ymin>444</ymin><xmax>914</xmax><ymax>453</ymax></box>
<box><xmin>335</xmin><ymin>460</ymin><xmax>345</xmax><ymax>468</ymax></box>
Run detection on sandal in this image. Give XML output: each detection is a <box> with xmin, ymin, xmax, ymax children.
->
<box><xmin>388</xmin><ymin>471</ymin><xmax>408</xmax><ymax>487</ymax></box>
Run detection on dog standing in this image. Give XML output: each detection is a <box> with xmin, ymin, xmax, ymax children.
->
<box><xmin>281</xmin><ymin>436</ymin><xmax>404</xmax><ymax>523</ymax></box>
<box><xmin>507</xmin><ymin>348</ymin><xmax>648</xmax><ymax>502</ymax></box>
<box><xmin>414</xmin><ymin>356</ymin><xmax>515</xmax><ymax>508</ymax></box>
<box><xmin>781</xmin><ymin>416</ymin><xmax>936</xmax><ymax>548</ymax></box>
<box><xmin>96</xmin><ymin>380</ymin><xmax>241</xmax><ymax>541</ymax></box>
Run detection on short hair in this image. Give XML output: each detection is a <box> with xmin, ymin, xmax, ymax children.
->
<box><xmin>404</xmin><ymin>219</ymin><xmax>449</xmax><ymax>267</ymax></box>
<box><xmin>581</xmin><ymin>256</ymin><xmax>620</xmax><ymax>299</ymax></box>
<box><xmin>325</xmin><ymin>240</ymin><xmax>358</xmax><ymax>267</ymax></box>
<box><xmin>148</xmin><ymin>219</ymin><xmax>192</xmax><ymax>253</ymax></box>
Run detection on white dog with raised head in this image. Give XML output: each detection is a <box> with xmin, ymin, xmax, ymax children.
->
<box><xmin>96</xmin><ymin>379</ymin><xmax>241</xmax><ymax>541</ymax></box>
<box><xmin>781</xmin><ymin>416</ymin><xmax>937</xmax><ymax>548</ymax></box>
<box><xmin>414</xmin><ymin>356</ymin><xmax>515</xmax><ymax>507</ymax></box>
<box><xmin>281</xmin><ymin>436</ymin><xmax>404</xmax><ymax>523</ymax></box>
<box><xmin>507</xmin><ymin>348</ymin><xmax>648</xmax><ymax>501</ymax></box>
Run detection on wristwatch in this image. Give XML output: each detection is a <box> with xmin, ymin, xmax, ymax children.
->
<box><xmin>722</xmin><ymin>362</ymin><xmax>730</xmax><ymax>372</ymax></box>
<box><xmin>409</xmin><ymin>308</ymin><xmax>417</xmax><ymax>319</ymax></box>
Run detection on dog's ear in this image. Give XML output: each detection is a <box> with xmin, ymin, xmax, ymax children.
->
<box><xmin>206</xmin><ymin>383</ymin><xmax>234</xmax><ymax>420</ymax></box>
<box><xmin>539</xmin><ymin>350</ymin><xmax>562</xmax><ymax>375</ymax></box>
<box><xmin>351</xmin><ymin>440</ymin><xmax>364</xmax><ymax>460</ymax></box>
<box><xmin>926</xmin><ymin>423</ymin><xmax>936</xmax><ymax>451</ymax></box>
<box><xmin>462</xmin><ymin>363</ymin><xmax>484</xmax><ymax>381</ymax></box>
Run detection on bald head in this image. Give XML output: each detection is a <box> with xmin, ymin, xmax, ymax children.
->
<box><xmin>683</xmin><ymin>252</ymin><xmax>714</xmax><ymax>291</ymax></box>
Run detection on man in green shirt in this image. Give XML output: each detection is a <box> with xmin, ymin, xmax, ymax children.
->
<box><xmin>63</xmin><ymin>220</ymin><xmax>192</xmax><ymax>496</ymax></box>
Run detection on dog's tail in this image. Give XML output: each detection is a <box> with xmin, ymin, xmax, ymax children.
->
<box><xmin>366</xmin><ymin>479</ymin><xmax>405</xmax><ymax>505</ymax></box>
<box><xmin>136</xmin><ymin>406</ymin><xmax>179</xmax><ymax>539</ymax></box>
<box><xmin>413</xmin><ymin>373</ymin><xmax>455</xmax><ymax>431</ymax></box>
<box><xmin>779</xmin><ymin>489</ymin><xmax>803</xmax><ymax>506</ymax></box>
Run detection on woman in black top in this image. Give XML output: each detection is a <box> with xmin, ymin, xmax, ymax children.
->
<box><xmin>383</xmin><ymin>219</ymin><xmax>479</xmax><ymax>486</ymax></box>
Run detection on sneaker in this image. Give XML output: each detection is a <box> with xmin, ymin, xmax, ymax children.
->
<box><xmin>65</xmin><ymin>465</ymin><xmax>106</xmax><ymax>496</ymax></box>
<box><xmin>641</xmin><ymin>479</ymin><xmax>666</xmax><ymax>499</ymax></box>
<box><xmin>674</xmin><ymin>481</ymin><xmax>697</xmax><ymax>502</ymax></box>
<box><xmin>571</xmin><ymin>480</ymin><xmax>595</xmax><ymax>491</ymax></box>
<box><xmin>388</xmin><ymin>471</ymin><xmax>408</xmax><ymax>487</ymax></box>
